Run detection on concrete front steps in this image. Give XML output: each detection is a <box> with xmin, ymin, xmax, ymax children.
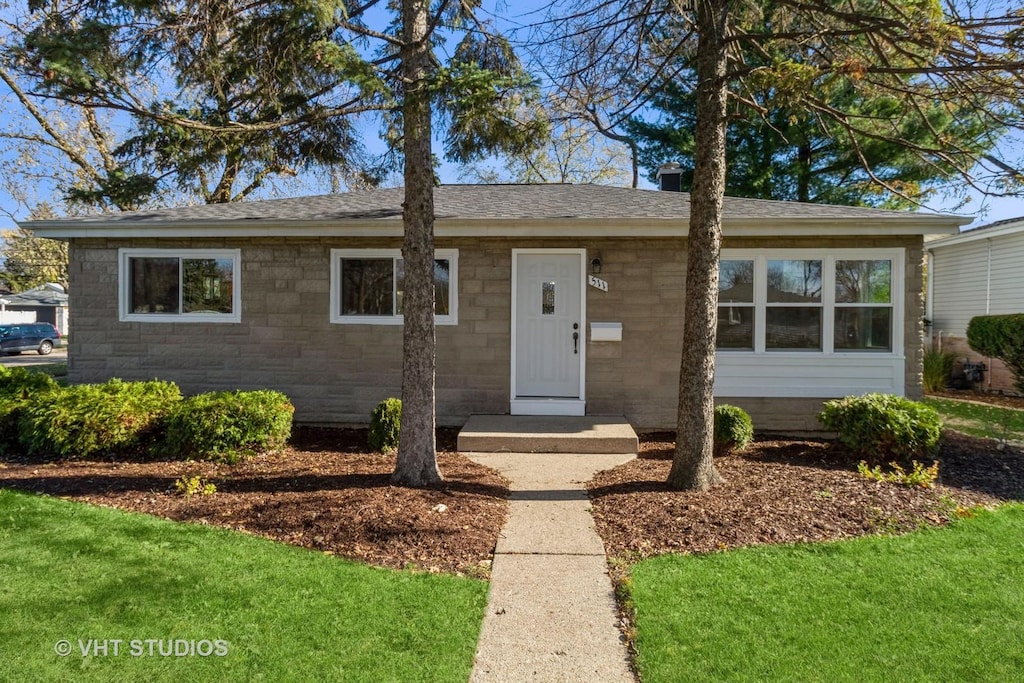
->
<box><xmin>457</xmin><ymin>415</ymin><xmax>638</xmax><ymax>454</ymax></box>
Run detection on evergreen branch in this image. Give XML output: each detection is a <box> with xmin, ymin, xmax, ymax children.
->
<box><xmin>0</xmin><ymin>65</ymin><xmax>105</xmax><ymax>189</ymax></box>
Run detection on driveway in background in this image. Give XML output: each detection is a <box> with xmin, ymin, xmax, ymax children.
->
<box><xmin>0</xmin><ymin>347</ymin><xmax>67</xmax><ymax>367</ymax></box>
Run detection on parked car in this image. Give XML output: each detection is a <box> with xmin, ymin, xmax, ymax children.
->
<box><xmin>0</xmin><ymin>323</ymin><xmax>62</xmax><ymax>355</ymax></box>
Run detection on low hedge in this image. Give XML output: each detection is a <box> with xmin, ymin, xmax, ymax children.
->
<box><xmin>0</xmin><ymin>365</ymin><xmax>60</xmax><ymax>397</ymax></box>
<box><xmin>10</xmin><ymin>376</ymin><xmax>294</xmax><ymax>463</ymax></box>
<box><xmin>818</xmin><ymin>393</ymin><xmax>941</xmax><ymax>463</ymax></box>
<box><xmin>17</xmin><ymin>379</ymin><xmax>182</xmax><ymax>459</ymax></box>
<box><xmin>0</xmin><ymin>367</ymin><xmax>60</xmax><ymax>454</ymax></box>
<box><xmin>157</xmin><ymin>390</ymin><xmax>294</xmax><ymax>463</ymax></box>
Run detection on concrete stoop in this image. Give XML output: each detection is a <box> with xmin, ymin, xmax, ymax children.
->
<box><xmin>457</xmin><ymin>415</ymin><xmax>638</xmax><ymax>454</ymax></box>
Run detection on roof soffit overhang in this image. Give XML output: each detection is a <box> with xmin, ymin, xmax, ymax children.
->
<box><xmin>925</xmin><ymin>219</ymin><xmax>1024</xmax><ymax>250</ymax></box>
<box><xmin>24</xmin><ymin>215</ymin><xmax>969</xmax><ymax>240</ymax></box>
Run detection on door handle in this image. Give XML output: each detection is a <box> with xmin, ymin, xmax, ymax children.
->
<box><xmin>572</xmin><ymin>322</ymin><xmax>579</xmax><ymax>354</ymax></box>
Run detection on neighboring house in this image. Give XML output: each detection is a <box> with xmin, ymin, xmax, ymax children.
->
<box><xmin>0</xmin><ymin>283</ymin><xmax>69</xmax><ymax>333</ymax></box>
<box><xmin>926</xmin><ymin>216</ymin><xmax>1024</xmax><ymax>393</ymax></box>
<box><xmin>24</xmin><ymin>176</ymin><xmax>965</xmax><ymax>432</ymax></box>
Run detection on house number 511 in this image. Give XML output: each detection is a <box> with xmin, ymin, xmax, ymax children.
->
<box><xmin>587</xmin><ymin>275</ymin><xmax>609</xmax><ymax>292</ymax></box>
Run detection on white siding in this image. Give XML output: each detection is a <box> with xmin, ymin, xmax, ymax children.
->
<box><xmin>930</xmin><ymin>240</ymin><xmax>990</xmax><ymax>337</ymax></box>
<box><xmin>715</xmin><ymin>354</ymin><xmax>904</xmax><ymax>397</ymax></box>
<box><xmin>988</xmin><ymin>233</ymin><xmax>1024</xmax><ymax>314</ymax></box>
<box><xmin>930</xmin><ymin>230</ymin><xmax>1024</xmax><ymax>338</ymax></box>
<box><xmin>0</xmin><ymin>311</ymin><xmax>37</xmax><ymax>324</ymax></box>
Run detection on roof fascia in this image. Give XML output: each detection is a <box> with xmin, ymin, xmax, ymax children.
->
<box><xmin>23</xmin><ymin>215</ymin><xmax>967</xmax><ymax>240</ymax></box>
<box><xmin>925</xmin><ymin>219</ymin><xmax>1024</xmax><ymax>250</ymax></box>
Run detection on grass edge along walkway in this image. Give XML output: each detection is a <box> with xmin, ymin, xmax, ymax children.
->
<box><xmin>629</xmin><ymin>503</ymin><xmax>1024</xmax><ymax>682</ymax></box>
<box><xmin>0</xmin><ymin>489</ymin><xmax>487</xmax><ymax>682</ymax></box>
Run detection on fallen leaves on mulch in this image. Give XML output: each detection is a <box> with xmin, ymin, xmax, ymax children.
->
<box><xmin>3</xmin><ymin>416</ymin><xmax>1024</xmax><ymax>575</ymax></box>
<box><xmin>589</xmin><ymin>430</ymin><xmax>1024</xmax><ymax>560</ymax></box>
<box><xmin>0</xmin><ymin>427</ymin><xmax>508</xmax><ymax>576</ymax></box>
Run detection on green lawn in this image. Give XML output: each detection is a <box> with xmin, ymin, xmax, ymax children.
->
<box><xmin>630</xmin><ymin>504</ymin><xmax>1024</xmax><ymax>682</ymax></box>
<box><xmin>924</xmin><ymin>396</ymin><xmax>1024</xmax><ymax>441</ymax></box>
<box><xmin>32</xmin><ymin>361</ymin><xmax>68</xmax><ymax>379</ymax></box>
<box><xmin>0</xmin><ymin>489</ymin><xmax>487</xmax><ymax>682</ymax></box>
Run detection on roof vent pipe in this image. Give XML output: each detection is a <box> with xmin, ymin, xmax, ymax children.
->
<box><xmin>656</xmin><ymin>163</ymin><xmax>683</xmax><ymax>192</ymax></box>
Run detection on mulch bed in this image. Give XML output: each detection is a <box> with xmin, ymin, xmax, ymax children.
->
<box><xmin>0</xmin><ymin>427</ymin><xmax>509</xmax><ymax>576</ymax></box>
<box><xmin>589</xmin><ymin>430</ymin><xmax>1024</xmax><ymax>560</ymax></box>
<box><xmin>2</xmin><ymin>399</ymin><xmax>1023</xmax><ymax>574</ymax></box>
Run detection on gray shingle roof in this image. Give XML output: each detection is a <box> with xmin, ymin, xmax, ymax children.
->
<box><xmin>1</xmin><ymin>284</ymin><xmax>68</xmax><ymax>306</ymax></box>
<box><xmin>925</xmin><ymin>213</ymin><xmax>1024</xmax><ymax>248</ymax></box>
<box><xmin>958</xmin><ymin>215</ymin><xmax>1024</xmax><ymax>234</ymax></box>
<box><xmin>24</xmin><ymin>184</ymin><xmax>965</xmax><ymax>226</ymax></box>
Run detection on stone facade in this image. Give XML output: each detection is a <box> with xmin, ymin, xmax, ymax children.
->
<box><xmin>67</xmin><ymin>234</ymin><xmax>926</xmax><ymax>432</ymax></box>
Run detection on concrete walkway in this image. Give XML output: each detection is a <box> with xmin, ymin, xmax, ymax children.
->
<box><xmin>465</xmin><ymin>452</ymin><xmax>636</xmax><ymax>683</ymax></box>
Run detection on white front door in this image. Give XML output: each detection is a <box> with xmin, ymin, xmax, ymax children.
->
<box><xmin>512</xmin><ymin>251</ymin><xmax>585</xmax><ymax>414</ymax></box>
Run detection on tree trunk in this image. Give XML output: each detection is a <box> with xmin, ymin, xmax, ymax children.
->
<box><xmin>392</xmin><ymin>0</ymin><xmax>441</xmax><ymax>487</ymax></box>
<box><xmin>667</xmin><ymin>0</ymin><xmax>729</xmax><ymax>491</ymax></box>
<box><xmin>797</xmin><ymin>142</ymin><xmax>811</xmax><ymax>203</ymax></box>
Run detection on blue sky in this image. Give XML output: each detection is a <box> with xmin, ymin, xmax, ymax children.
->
<box><xmin>1</xmin><ymin>1</ymin><xmax>1021</xmax><ymax>233</ymax></box>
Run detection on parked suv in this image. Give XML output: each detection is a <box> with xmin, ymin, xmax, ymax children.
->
<box><xmin>0</xmin><ymin>323</ymin><xmax>62</xmax><ymax>355</ymax></box>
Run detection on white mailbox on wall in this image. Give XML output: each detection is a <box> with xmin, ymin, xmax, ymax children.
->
<box><xmin>590</xmin><ymin>322</ymin><xmax>622</xmax><ymax>342</ymax></box>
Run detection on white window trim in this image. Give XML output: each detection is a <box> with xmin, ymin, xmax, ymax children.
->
<box><xmin>330</xmin><ymin>248</ymin><xmax>459</xmax><ymax>325</ymax></box>
<box><xmin>118</xmin><ymin>248</ymin><xmax>241</xmax><ymax>323</ymax></box>
<box><xmin>719</xmin><ymin>248</ymin><xmax>904</xmax><ymax>356</ymax></box>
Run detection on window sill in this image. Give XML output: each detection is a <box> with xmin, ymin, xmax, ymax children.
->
<box><xmin>331</xmin><ymin>316</ymin><xmax>458</xmax><ymax>326</ymax></box>
<box><xmin>121</xmin><ymin>314</ymin><xmax>241</xmax><ymax>324</ymax></box>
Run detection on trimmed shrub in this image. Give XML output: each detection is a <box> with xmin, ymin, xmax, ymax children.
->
<box><xmin>157</xmin><ymin>390</ymin><xmax>294</xmax><ymax>464</ymax></box>
<box><xmin>922</xmin><ymin>349</ymin><xmax>958</xmax><ymax>393</ymax></box>
<box><xmin>0</xmin><ymin>365</ymin><xmax>61</xmax><ymax>397</ymax></box>
<box><xmin>0</xmin><ymin>366</ymin><xmax>60</xmax><ymax>454</ymax></box>
<box><xmin>368</xmin><ymin>398</ymin><xmax>402</xmax><ymax>453</ymax></box>
<box><xmin>967</xmin><ymin>314</ymin><xmax>1024</xmax><ymax>393</ymax></box>
<box><xmin>713</xmin><ymin>404</ymin><xmax>754</xmax><ymax>456</ymax></box>
<box><xmin>818</xmin><ymin>393</ymin><xmax>941</xmax><ymax>463</ymax></box>
<box><xmin>18</xmin><ymin>379</ymin><xmax>181</xmax><ymax>459</ymax></box>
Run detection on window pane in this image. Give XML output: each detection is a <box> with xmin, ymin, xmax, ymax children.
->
<box><xmin>835</xmin><ymin>260</ymin><xmax>891</xmax><ymax>303</ymax></box>
<box><xmin>542</xmin><ymin>282</ymin><xmax>556</xmax><ymax>315</ymax></box>
<box><xmin>396</xmin><ymin>259</ymin><xmax>451</xmax><ymax>316</ymax></box>
<box><xmin>433</xmin><ymin>260</ymin><xmax>451</xmax><ymax>315</ymax></box>
<box><xmin>341</xmin><ymin>259</ymin><xmax>393</xmax><ymax>315</ymax></box>
<box><xmin>767</xmin><ymin>260</ymin><xmax>822</xmax><ymax>303</ymax></box>
<box><xmin>719</xmin><ymin>260</ymin><xmax>754</xmax><ymax>303</ymax></box>
<box><xmin>766</xmin><ymin>307</ymin><xmax>822</xmax><ymax>350</ymax></box>
<box><xmin>716</xmin><ymin>306</ymin><xmax>754</xmax><ymax>349</ymax></box>
<box><xmin>183</xmin><ymin>258</ymin><xmax>233</xmax><ymax>314</ymax></box>
<box><xmin>835</xmin><ymin>307</ymin><xmax>892</xmax><ymax>351</ymax></box>
<box><xmin>130</xmin><ymin>257</ymin><xmax>179</xmax><ymax>314</ymax></box>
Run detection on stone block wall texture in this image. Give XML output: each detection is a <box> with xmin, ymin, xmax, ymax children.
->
<box><xmin>67</xmin><ymin>234</ymin><xmax>925</xmax><ymax>431</ymax></box>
